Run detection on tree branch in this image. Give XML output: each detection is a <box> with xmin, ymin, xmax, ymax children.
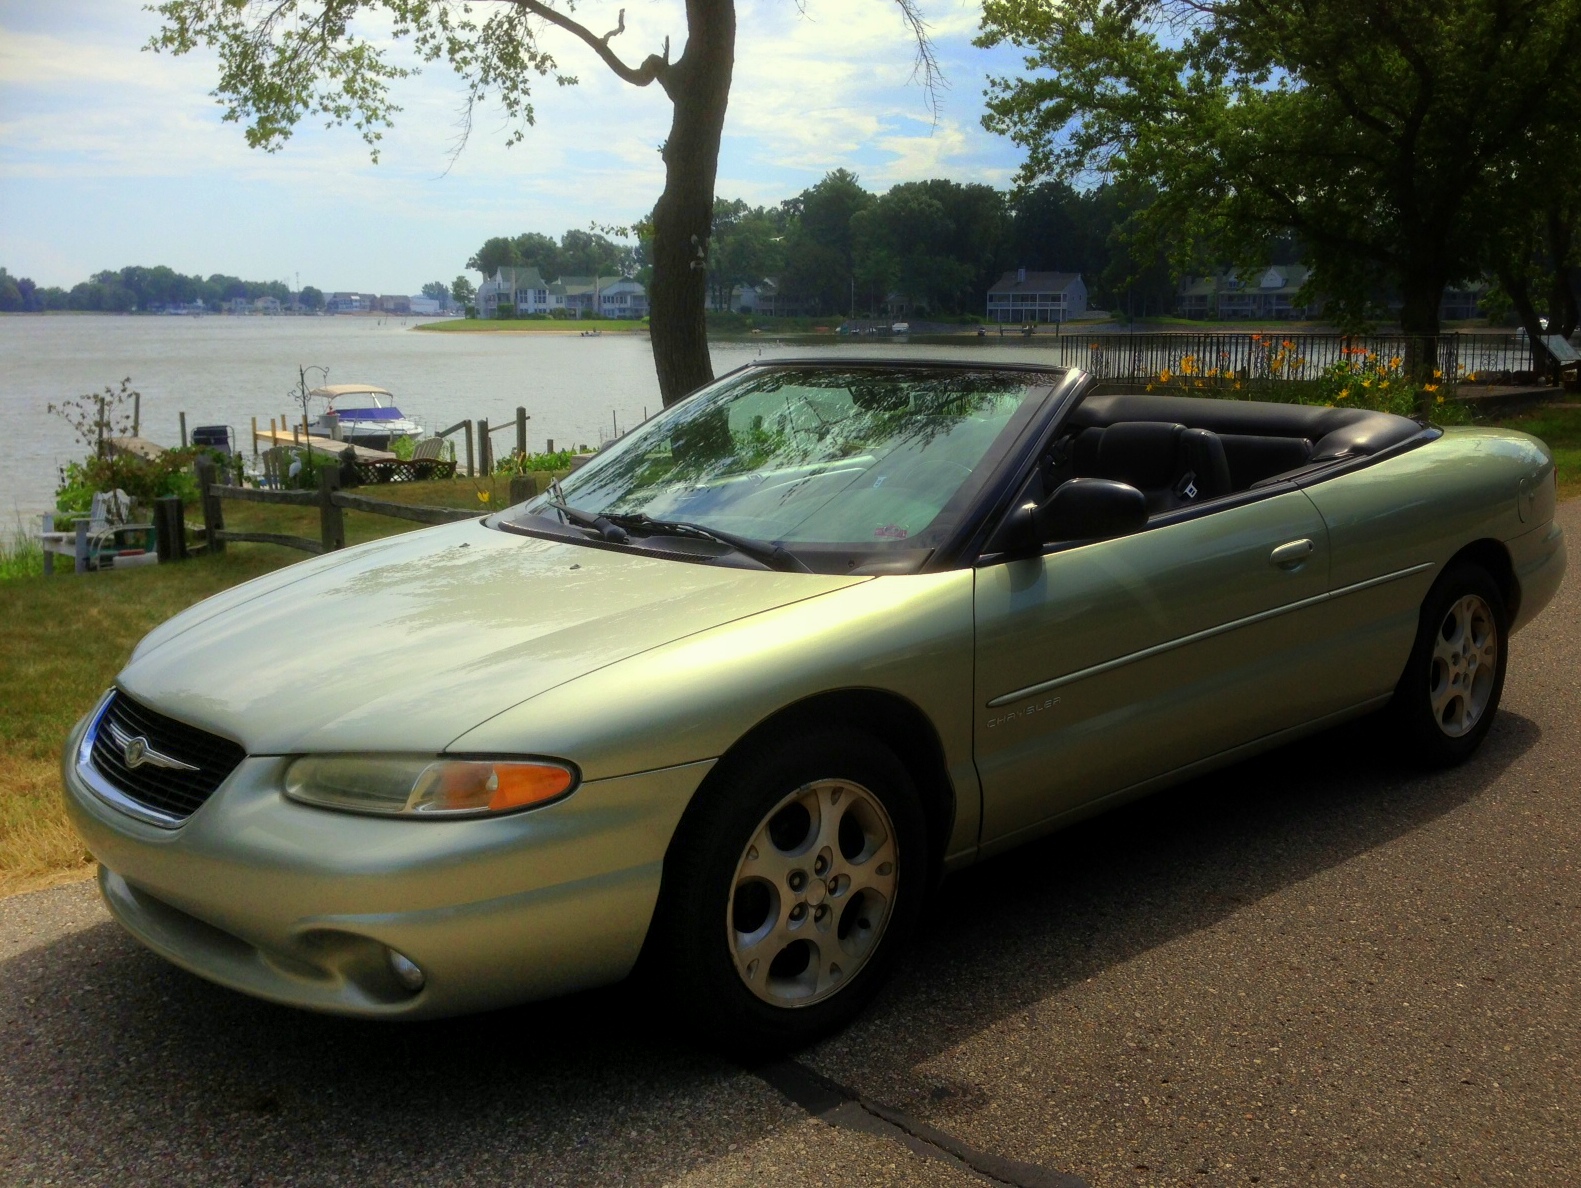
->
<box><xmin>506</xmin><ymin>0</ymin><xmax>669</xmax><ymax>88</ymax></box>
<box><xmin>892</xmin><ymin>0</ymin><xmax>944</xmax><ymax>125</ymax></box>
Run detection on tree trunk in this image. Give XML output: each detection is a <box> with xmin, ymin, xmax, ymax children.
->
<box><xmin>1397</xmin><ymin>270</ymin><xmax>1445</xmax><ymax>414</ymax></box>
<box><xmin>1496</xmin><ymin>264</ymin><xmax>1554</xmax><ymax>384</ymax></box>
<box><xmin>649</xmin><ymin>0</ymin><xmax>736</xmax><ymax>407</ymax></box>
<box><xmin>1545</xmin><ymin>204</ymin><xmax>1579</xmax><ymax>339</ymax></box>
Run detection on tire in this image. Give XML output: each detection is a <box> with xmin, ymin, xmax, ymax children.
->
<box><xmin>647</xmin><ymin>727</ymin><xmax>928</xmax><ymax>1058</ymax></box>
<box><xmin>1389</xmin><ymin>561</ymin><xmax>1509</xmax><ymax>768</ymax></box>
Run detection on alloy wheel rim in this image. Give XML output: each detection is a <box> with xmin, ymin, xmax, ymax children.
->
<box><xmin>727</xmin><ymin>779</ymin><xmax>898</xmax><ymax>1008</ymax></box>
<box><xmin>1429</xmin><ymin>593</ymin><xmax>1498</xmax><ymax>738</ymax></box>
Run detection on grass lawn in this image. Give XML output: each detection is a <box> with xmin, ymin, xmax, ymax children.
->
<box><xmin>3</xmin><ymin>410</ymin><xmax>1579</xmax><ymax>898</ymax></box>
<box><xmin>414</xmin><ymin>318</ymin><xmax>647</xmax><ymax>333</ymax></box>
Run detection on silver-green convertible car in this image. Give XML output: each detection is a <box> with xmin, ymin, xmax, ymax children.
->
<box><xmin>63</xmin><ymin>360</ymin><xmax>1566</xmax><ymax>1051</ymax></box>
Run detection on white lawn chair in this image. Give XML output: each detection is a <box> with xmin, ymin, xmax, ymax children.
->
<box><xmin>40</xmin><ymin>490</ymin><xmax>154</xmax><ymax>575</ymax></box>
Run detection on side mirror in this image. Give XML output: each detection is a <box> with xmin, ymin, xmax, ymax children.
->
<box><xmin>1032</xmin><ymin>478</ymin><xmax>1148</xmax><ymax>544</ymax></box>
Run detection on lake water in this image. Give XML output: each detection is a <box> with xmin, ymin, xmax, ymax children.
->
<box><xmin>1</xmin><ymin>314</ymin><xmax>1070</xmax><ymax>522</ymax></box>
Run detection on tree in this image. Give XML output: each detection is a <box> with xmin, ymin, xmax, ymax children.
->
<box><xmin>979</xmin><ymin>0</ymin><xmax>1581</xmax><ymax>389</ymax></box>
<box><xmin>299</xmin><ymin>285</ymin><xmax>326</xmax><ymax>310</ymax></box>
<box><xmin>150</xmin><ymin>0</ymin><xmax>936</xmax><ymax>405</ymax></box>
<box><xmin>421</xmin><ymin>280</ymin><xmax>450</xmax><ymax>302</ymax></box>
<box><xmin>707</xmin><ymin>199</ymin><xmax>784</xmax><ymax>310</ymax></box>
<box><xmin>451</xmin><ymin>275</ymin><xmax>477</xmax><ymax>307</ymax></box>
<box><xmin>779</xmin><ymin>170</ymin><xmax>874</xmax><ymax>315</ymax></box>
<box><xmin>0</xmin><ymin>269</ymin><xmax>21</xmax><ymax>313</ymax></box>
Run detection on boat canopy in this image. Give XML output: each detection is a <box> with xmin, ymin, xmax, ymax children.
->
<box><xmin>310</xmin><ymin>384</ymin><xmax>393</xmax><ymax>399</ymax></box>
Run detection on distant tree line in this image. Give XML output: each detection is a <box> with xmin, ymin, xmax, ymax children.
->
<box><xmin>469</xmin><ymin>172</ymin><xmax>1195</xmax><ymax>321</ymax></box>
<box><xmin>0</xmin><ymin>264</ymin><xmax>317</xmax><ymax>313</ymax></box>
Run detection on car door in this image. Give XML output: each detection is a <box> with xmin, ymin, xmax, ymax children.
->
<box><xmin>973</xmin><ymin>488</ymin><xmax>1336</xmax><ymax>854</ymax></box>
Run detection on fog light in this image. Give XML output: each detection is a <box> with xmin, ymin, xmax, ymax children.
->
<box><xmin>387</xmin><ymin>948</ymin><xmax>425</xmax><ymax>992</ymax></box>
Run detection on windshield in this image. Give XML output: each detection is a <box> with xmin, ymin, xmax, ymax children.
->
<box><xmin>503</xmin><ymin>365</ymin><xmax>1056</xmax><ymax>567</ymax></box>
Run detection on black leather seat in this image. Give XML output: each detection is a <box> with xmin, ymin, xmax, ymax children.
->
<box><xmin>1180</xmin><ymin>428</ymin><xmax>1232</xmax><ymax>499</ymax></box>
<box><xmin>1093</xmin><ymin>421</ymin><xmax>1186</xmax><ymax>493</ymax></box>
<box><xmin>1221</xmin><ymin>434</ymin><xmax>1314</xmax><ymax>489</ymax></box>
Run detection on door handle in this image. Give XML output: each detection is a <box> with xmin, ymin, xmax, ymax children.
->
<box><xmin>1270</xmin><ymin>538</ymin><xmax>1314</xmax><ymax>568</ymax></box>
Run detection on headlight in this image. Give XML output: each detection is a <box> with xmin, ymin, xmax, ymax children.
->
<box><xmin>283</xmin><ymin>755</ymin><xmax>577</xmax><ymax>818</ymax></box>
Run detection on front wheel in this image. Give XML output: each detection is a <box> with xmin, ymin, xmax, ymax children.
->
<box><xmin>648</xmin><ymin>728</ymin><xmax>927</xmax><ymax>1057</ymax></box>
<box><xmin>1389</xmin><ymin>562</ymin><xmax>1508</xmax><ymax>767</ymax></box>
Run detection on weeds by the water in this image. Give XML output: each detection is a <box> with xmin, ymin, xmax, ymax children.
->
<box><xmin>1</xmin><ymin>517</ymin><xmax>43</xmax><ymax>581</ymax></box>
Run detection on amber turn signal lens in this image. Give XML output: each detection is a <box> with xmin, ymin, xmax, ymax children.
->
<box><xmin>410</xmin><ymin>761</ymin><xmax>576</xmax><ymax>815</ymax></box>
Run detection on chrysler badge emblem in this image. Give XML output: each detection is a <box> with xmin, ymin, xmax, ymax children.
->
<box><xmin>104</xmin><ymin>719</ymin><xmax>201</xmax><ymax>773</ymax></box>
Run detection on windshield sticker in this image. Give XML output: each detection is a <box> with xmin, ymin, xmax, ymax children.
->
<box><xmin>874</xmin><ymin>524</ymin><xmax>910</xmax><ymax>539</ymax></box>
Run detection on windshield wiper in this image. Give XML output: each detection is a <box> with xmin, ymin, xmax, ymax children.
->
<box><xmin>543</xmin><ymin>499</ymin><xmax>630</xmax><ymax>542</ymax></box>
<box><xmin>543</xmin><ymin>501</ymin><xmax>811</xmax><ymax>573</ymax></box>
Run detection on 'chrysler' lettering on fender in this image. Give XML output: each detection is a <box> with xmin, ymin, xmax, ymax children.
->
<box><xmin>986</xmin><ymin>696</ymin><xmax>1061</xmax><ymax>729</ymax></box>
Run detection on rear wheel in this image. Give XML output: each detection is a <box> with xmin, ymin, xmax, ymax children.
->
<box><xmin>1390</xmin><ymin>562</ymin><xmax>1508</xmax><ymax>767</ymax></box>
<box><xmin>649</xmin><ymin>728</ymin><xmax>926</xmax><ymax>1056</ymax></box>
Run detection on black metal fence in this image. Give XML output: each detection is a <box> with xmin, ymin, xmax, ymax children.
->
<box><xmin>1033</xmin><ymin>332</ymin><xmax>1541</xmax><ymax>387</ymax></box>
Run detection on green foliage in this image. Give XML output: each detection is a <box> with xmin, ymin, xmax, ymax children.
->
<box><xmin>298</xmin><ymin>285</ymin><xmax>325</xmax><ymax>310</ymax></box>
<box><xmin>55</xmin><ymin>447</ymin><xmax>213</xmax><ymax>514</ymax></box>
<box><xmin>451</xmin><ymin>275</ymin><xmax>476</xmax><ymax>305</ymax></box>
<box><xmin>468</xmin><ymin>229</ymin><xmax>636</xmax><ymax>282</ymax></box>
<box><xmin>390</xmin><ymin>434</ymin><xmax>416</xmax><ymax>461</ymax></box>
<box><xmin>0</xmin><ymin>519</ymin><xmax>44</xmax><ymax>581</ymax></box>
<box><xmin>850</xmin><ymin>180</ymin><xmax>1004</xmax><ymax>317</ymax></box>
<box><xmin>776</xmin><ymin>170</ymin><xmax>874</xmax><ymax>315</ymax></box>
<box><xmin>977</xmin><ymin>0</ymin><xmax>1581</xmax><ymax>340</ymax></box>
<box><xmin>492</xmin><ymin>447</ymin><xmax>581</xmax><ymax>476</ymax></box>
<box><xmin>148</xmin><ymin>0</ymin><xmax>585</xmax><ymax>161</ymax></box>
<box><xmin>707</xmin><ymin>199</ymin><xmax>787</xmax><ymax>310</ymax></box>
<box><xmin>0</xmin><ymin>268</ymin><xmax>22</xmax><ymax>313</ymax></box>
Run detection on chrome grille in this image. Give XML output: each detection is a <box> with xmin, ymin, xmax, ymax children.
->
<box><xmin>88</xmin><ymin>691</ymin><xmax>245</xmax><ymax>823</ymax></box>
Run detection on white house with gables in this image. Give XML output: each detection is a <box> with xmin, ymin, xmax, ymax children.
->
<box><xmin>986</xmin><ymin>269</ymin><xmax>1088</xmax><ymax>324</ymax></box>
<box><xmin>1177</xmin><ymin>265</ymin><xmax>1321</xmax><ymax>320</ymax></box>
<box><xmin>477</xmin><ymin>267</ymin><xmax>647</xmax><ymax>319</ymax></box>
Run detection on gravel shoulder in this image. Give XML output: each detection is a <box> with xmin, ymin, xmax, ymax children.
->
<box><xmin>3</xmin><ymin>500</ymin><xmax>1576</xmax><ymax>1187</ymax></box>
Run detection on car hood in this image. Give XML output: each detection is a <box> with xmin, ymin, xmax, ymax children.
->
<box><xmin>118</xmin><ymin>520</ymin><xmax>865</xmax><ymax>754</ymax></box>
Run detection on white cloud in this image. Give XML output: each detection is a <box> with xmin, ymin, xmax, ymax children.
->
<box><xmin>0</xmin><ymin>0</ymin><xmax>1024</xmax><ymax>288</ymax></box>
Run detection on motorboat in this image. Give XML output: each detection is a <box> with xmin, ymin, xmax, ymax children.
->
<box><xmin>308</xmin><ymin>384</ymin><xmax>423</xmax><ymax>449</ymax></box>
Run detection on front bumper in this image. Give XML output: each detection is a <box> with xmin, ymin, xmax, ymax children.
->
<box><xmin>62</xmin><ymin>715</ymin><xmax>712</xmax><ymax>1018</ymax></box>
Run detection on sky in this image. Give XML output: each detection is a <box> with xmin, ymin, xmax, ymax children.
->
<box><xmin>0</xmin><ymin>0</ymin><xmax>1030</xmax><ymax>294</ymax></box>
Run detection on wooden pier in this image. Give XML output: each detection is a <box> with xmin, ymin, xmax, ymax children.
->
<box><xmin>252</xmin><ymin>426</ymin><xmax>398</xmax><ymax>462</ymax></box>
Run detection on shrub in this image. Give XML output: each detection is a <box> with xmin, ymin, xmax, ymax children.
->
<box><xmin>54</xmin><ymin>446</ymin><xmax>221</xmax><ymax>514</ymax></box>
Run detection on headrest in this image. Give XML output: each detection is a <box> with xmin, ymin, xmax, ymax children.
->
<box><xmin>1095</xmin><ymin>421</ymin><xmax>1185</xmax><ymax>488</ymax></box>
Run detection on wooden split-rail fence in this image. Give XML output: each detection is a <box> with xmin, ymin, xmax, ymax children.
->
<box><xmin>176</xmin><ymin>456</ymin><xmax>482</xmax><ymax>561</ymax></box>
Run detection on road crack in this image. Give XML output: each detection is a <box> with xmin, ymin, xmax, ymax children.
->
<box><xmin>755</xmin><ymin>1060</ymin><xmax>1087</xmax><ymax>1188</ymax></box>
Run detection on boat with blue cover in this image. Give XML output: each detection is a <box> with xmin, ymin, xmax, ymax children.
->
<box><xmin>308</xmin><ymin>384</ymin><xmax>423</xmax><ymax>450</ymax></box>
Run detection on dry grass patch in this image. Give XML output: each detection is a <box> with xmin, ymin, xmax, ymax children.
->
<box><xmin>0</xmin><ymin>757</ymin><xmax>94</xmax><ymax>895</ymax></box>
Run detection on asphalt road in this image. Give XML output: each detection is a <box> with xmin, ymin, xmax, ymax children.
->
<box><xmin>3</xmin><ymin>500</ymin><xmax>1576</xmax><ymax>1188</ymax></box>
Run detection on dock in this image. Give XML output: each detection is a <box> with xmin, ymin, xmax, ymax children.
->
<box><xmin>253</xmin><ymin>427</ymin><xmax>398</xmax><ymax>462</ymax></box>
